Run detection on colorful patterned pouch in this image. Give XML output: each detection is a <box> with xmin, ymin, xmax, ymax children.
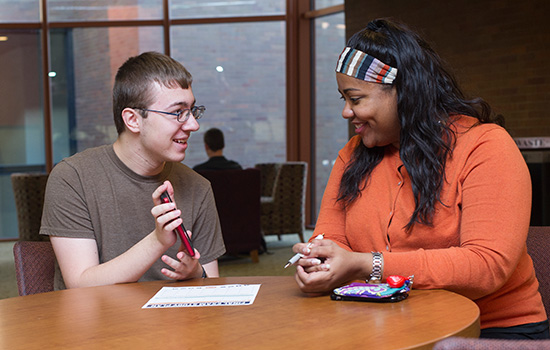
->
<box><xmin>331</xmin><ymin>276</ymin><xmax>413</xmax><ymax>303</ymax></box>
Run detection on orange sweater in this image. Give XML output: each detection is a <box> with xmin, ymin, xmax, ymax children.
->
<box><xmin>314</xmin><ymin>116</ymin><xmax>546</xmax><ymax>329</ymax></box>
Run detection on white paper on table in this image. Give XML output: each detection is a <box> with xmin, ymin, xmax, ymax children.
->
<box><xmin>142</xmin><ymin>284</ymin><xmax>261</xmax><ymax>308</ymax></box>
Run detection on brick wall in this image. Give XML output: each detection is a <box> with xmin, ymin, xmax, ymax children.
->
<box><xmin>344</xmin><ymin>0</ymin><xmax>550</xmax><ymax>138</ymax></box>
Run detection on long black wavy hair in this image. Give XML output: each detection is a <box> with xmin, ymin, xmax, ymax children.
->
<box><xmin>337</xmin><ymin>18</ymin><xmax>502</xmax><ymax>230</ymax></box>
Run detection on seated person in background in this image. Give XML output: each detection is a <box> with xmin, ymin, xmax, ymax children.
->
<box><xmin>292</xmin><ymin>18</ymin><xmax>549</xmax><ymax>339</ymax></box>
<box><xmin>40</xmin><ymin>51</ymin><xmax>226</xmax><ymax>290</ymax></box>
<box><xmin>193</xmin><ymin>127</ymin><xmax>243</xmax><ymax>171</ymax></box>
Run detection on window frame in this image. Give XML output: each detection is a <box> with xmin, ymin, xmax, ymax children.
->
<box><xmin>0</xmin><ymin>0</ymin><xmax>344</xmax><ymax>235</ymax></box>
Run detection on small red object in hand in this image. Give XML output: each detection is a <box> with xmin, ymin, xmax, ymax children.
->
<box><xmin>387</xmin><ymin>275</ymin><xmax>407</xmax><ymax>288</ymax></box>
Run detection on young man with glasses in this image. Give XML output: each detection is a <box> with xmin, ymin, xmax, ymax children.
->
<box><xmin>40</xmin><ymin>51</ymin><xmax>226</xmax><ymax>289</ymax></box>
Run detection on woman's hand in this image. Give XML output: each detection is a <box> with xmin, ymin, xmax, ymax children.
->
<box><xmin>293</xmin><ymin>239</ymin><xmax>370</xmax><ymax>294</ymax></box>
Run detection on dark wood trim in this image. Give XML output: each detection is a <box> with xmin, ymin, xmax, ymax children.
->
<box><xmin>163</xmin><ymin>0</ymin><xmax>170</xmax><ymax>56</ymax></box>
<box><xmin>170</xmin><ymin>15</ymin><xmax>285</xmax><ymax>25</ymax></box>
<box><xmin>298</xmin><ymin>1</ymin><xmax>313</xmax><ymax>227</ymax></box>
<box><xmin>286</xmin><ymin>0</ymin><xmax>313</xmax><ymax>225</ymax></box>
<box><xmin>40</xmin><ymin>0</ymin><xmax>53</xmax><ymax>172</ymax></box>
<box><xmin>47</xmin><ymin>20</ymin><xmax>163</xmax><ymax>28</ymax></box>
<box><xmin>0</xmin><ymin>23</ymin><xmax>41</xmax><ymax>29</ymax></box>
<box><xmin>285</xmin><ymin>0</ymin><xmax>312</xmax><ymax>162</ymax></box>
<box><xmin>286</xmin><ymin>0</ymin><xmax>298</xmax><ymax>162</ymax></box>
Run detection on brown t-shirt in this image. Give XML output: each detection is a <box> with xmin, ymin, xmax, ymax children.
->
<box><xmin>40</xmin><ymin>145</ymin><xmax>226</xmax><ymax>289</ymax></box>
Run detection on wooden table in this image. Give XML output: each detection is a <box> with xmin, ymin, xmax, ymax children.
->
<box><xmin>0</xmin><ymin>276</ymin><xmax>479</xmax><ymax>349</ymax></box>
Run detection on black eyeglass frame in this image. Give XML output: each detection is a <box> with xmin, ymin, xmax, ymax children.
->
<box><xmin>132</xmin><ymin>105</ymin><xmax>205</xmax><ymax>123</ymax></box>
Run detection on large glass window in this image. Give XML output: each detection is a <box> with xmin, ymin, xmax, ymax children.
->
<box><xmin>314</xmin><ymin>0</ymin><xmax>344</xmax><ymax>10</ymax></box>
<box><xmin>48</xmin><ymin>0</ymin><xmax>163</xmax><ymax>22</ymax></box>
<box><xmin>50</xmin><ymin>27</ymin><xmax>164</xmax><ymax>161</ymax></box>
<box><xmin>313</xmin><ymin>12</ymin><xmax>346</xmax><ymax>221</ymax></box>
<box><xmin>173</xmin><ymin>22</ymin><xmax>286</xmax><ymax>169</ymax></box>
<box><xmin>170</xmin><ymin>0</ymin><xmax>285</xmax><ymax>19</ymax></box>
<box><xmin>0</xmin><ymin>0</ymin><xmax>39</xmax><ymax>22</ymax></box>
<box><xmin>0</xmin><ymin>1</ymin><xmax>308</xmax><ymax>239</ymax></box>
<box><xmin>0</xmin><ymin>29</ymin><xmax>44</xmax><ymax>238</ymax></box>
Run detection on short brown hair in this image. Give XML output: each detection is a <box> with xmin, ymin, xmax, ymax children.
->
<box><xmin>112</xmin><ymin>51</ymin><xmax>193</xmax><ymax>134</ymax></box>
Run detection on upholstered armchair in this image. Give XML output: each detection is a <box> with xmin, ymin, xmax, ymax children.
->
<box><xmin>13</xmin><ymin>240</ymin><xmax>55</xmax><ymax>295</ymax></box>
<box><xmin>256</xmin><ymin>163</ymin><xmax>282</xmax><ymax>197</ymax></box>
<box><xmin>196</xmin><ymin>168</ymin><xmax>262</xmax><ymax>262</ymax></box>
<box><xmin>11</xmin><ymin>172</ymin><xmax>50</xmax><ymax>241</ymax></box>
<box><xmin>255</xmin><ymin>162</ymin><xmax>307</xmax><ymax>243</ymax></box>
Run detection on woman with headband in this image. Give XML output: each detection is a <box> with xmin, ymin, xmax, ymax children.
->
<box><xmin>292</xmin><ymin>18</ymin><xmax>548</xmax><ymax>339</ymax></box>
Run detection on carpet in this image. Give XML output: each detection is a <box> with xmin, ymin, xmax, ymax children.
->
<box><xmin>0</xmin><ymin>241</ymin><xmax>17</xmax><ymax>299</ymax></box>
<box><xmin>218</xmin><ymin>234</ymin><xmax>304</xmax><ymax>277</ymax></box>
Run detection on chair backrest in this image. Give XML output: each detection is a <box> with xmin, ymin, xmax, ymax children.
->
<box><xmin>13</xmin><ymin>240</ymin><xmax>55</xmax><ymax>296</ymax></box>
<box><xmin>196</xmin><ymin>168</ymin><xmax>262</xmax><ymax>254</ymax></box>
<box><xmin>255</xmin><ymin>162</ymin><xmax>308</xmax><ymax>241</ymax></box>
<box><xmin>526</xmin><ymin>226</ymin><xmax>550</xmax><ymax>318</ymax></box>
<box><xmin>11</xmin><ymin>172</ymin><xmax>50</xmax><ymax>241</ymax></box>
<box><xmin>272</xmin><ymin>161</ymin><xmax>307</xmax><ymax>212</ymax></box>
<box><xmin>433</xmin><ymin>336</ymin><xmax>550</xmax><ymax>350</ymax></box>
<box><xmin>254</xmin><ymin>163</ymin><xmax>282</xmax><ymax>197</ymax></box>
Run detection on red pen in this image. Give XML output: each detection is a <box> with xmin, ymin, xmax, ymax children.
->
<box><xmin>160</xmin><ymin>190</ymin><xmax>195</xmax><ymax>257</ymax></box>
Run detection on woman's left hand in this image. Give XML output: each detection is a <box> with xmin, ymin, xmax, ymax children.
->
<box><xmin>293</xmin><ymin>239</ymin><xmax>369</xmax><ymax>294</ymax></box>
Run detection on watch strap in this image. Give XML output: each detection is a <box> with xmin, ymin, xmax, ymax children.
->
<box><xmin>370</xmin><ymin>252</ymin><xmax>383</xmax><ymax>282</ymax></box>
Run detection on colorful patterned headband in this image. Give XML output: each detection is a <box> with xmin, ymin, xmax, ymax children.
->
<box><xmin>336</xmin><ymin>47</ymin><xmax>398</xmax><ymax>84</ymax></box>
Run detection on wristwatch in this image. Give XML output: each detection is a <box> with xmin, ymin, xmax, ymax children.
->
<box><xmin>369</xmin><ymin>252</ymin><xmax>383</xmax><ymax>282</ymax></box>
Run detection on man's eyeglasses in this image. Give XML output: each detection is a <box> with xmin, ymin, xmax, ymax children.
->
<box><xmin>133</xmin><ymin>105</ymin><xmax>205</xmax><ymax>123</ymax></box>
